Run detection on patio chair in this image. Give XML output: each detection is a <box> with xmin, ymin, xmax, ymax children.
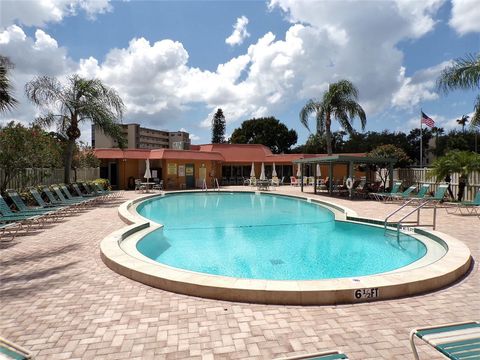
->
<box><xmin>51</xmin><ymin>185</ymin><xmax>90</xmax><ymax>207</ymax></box>
<box><xmin>94</xmin><ymin>183</ymin><xmax>119</xmax><ymax>197</ymax></box>
<box><xmin>0</xmin><ymin>222</ymin><xmax>21</xmax><ymax>242</ymax></box>
<box><xmin>290</xmin><ymin>177</ymin><xmax>299</xmax><ymax>186</ymax></box>
<box><xmin>0</xmin><ymin>336</ymin><xmax>33</xmax><ymax>359</ymax></box>
<box><xmin>410</xmin><ymin>320</ymin><xmax>480</xmax><ymax>360</ymax></box>
<box><xmin>6</xmin><ymin>190</ymin><xmax>65</xmax><ymax>220</ymax></box>
<box><xmin>71</xmin><ymin>183</ymin><xmax>95</xmax><ymax>198</ymax></box>
<box><xmin>423</xmin><ymin>184</ymin><xmax>449</xmax><ymax>204</ymax></box>
<box><xmin>389</xmin><ymin>185</ymin><xmax>417</xmax><ymax>202</ymax></box>
<box><xmin>0</xmin><ymin>195</ymin><xmax>46</xmax><ymax>228</ymax></box>
<box><xmin>408</xmin><ymin>184</ymin><xmax>431</xmax><ymax>202</ymax></box>
<box><xmin>29</xmin><ymin>188</ymin><xmax>71</xmax><ymax>211</ymax></box>
<box><xmin>446</xmin><ymin>189</ymin><xmax>480</xmax><ymax>215</ymax></box>
<box><xmin>43</xmin><ymin>187</ymin><xmax>86</xmax><ymax>211</ymax></box>
<box><xmin>370</xmin><ymin>181</ymin><xmax>402</xmax><ymax>201</ymax></box>
<box><xmin>152</xmin><ymin>179</ymin><xmax>163</xmax><ymax>191</ymax></box>
<box><xmin>276</xmin><ymin>350</ymin><xmax>348</xmax><ymax>359</ymax></box>
<box><xmin>60</xmin><ymin>185</ymin><xmax>98</xmax><ymax>205</ymax></box>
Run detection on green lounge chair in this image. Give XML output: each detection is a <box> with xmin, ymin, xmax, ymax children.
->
<box><xmin>424</xmin><ymin>184</ymin><xmax>449</xmax><ymax>203</ymax></box>
<box><xmin>72</xmin><ymin>183</ymin><xmax>96</xmax><ymax>198</ymax></box>
<box><xmin>0</xmin><ymin>337</ymin><xmax>32</xmax><ymax>359</ymax></box>
<box><xmin>276</xmin><ymin>350</ymin><xmax>348</xmax><ymax>360</ymax></box>
<box><xmin>0</xmin><ymin>196</ymin><xmax>45</xmax><ymax>228</ymax></box>
<box><xmin>446</xmin><ymin>189</ymin><xmax>480</xmax><ymax>215</ymax></box>
<box><xmin>51</xmin><ymin>185</ymin><xmax>91</xmax><ymax>208</ymax></box>
<box><xmin>43</xmin><ymin>187</ymin><xmax>84</xmax><ymax>209</ymax></box>
<box><xmin>370</xmin><ymin>181</ymin><xmax>402</xmax><ymax>201</ymax></box>
<box><xmin>94</xmin><ymin>183</ymin><xmax>118</xmax><ymax>198</ymax></box>
<box><xmin>410</xmin><ymin>321</ymin><xmax>480</xmax><ymax>360</ymax></box>
<box><xmin>60</xmin><ymin>185</ymin><xmax>98</xmax><ymax>205</ymax></box>
<box><xmin>29</xmin><ymin>188</ymin><xmax>66</xmax><ymax>210</ymax></box>
<box><xmin>389</xmin><ymin>185</ymin><xmax>417</xmax><ymax>202</ymax></box>
<box><xmin>408</xmin><ymin>184</ymin><xmax>431</xmax><ymax>202</ymax></box>
<box><xmin>6</xmin><ymin>190</ymin><xmax>64</xmax><ymax>220</ymax></box>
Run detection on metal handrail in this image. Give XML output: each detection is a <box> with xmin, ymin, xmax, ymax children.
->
<box><xmin>384</xmin><ymin>199</ymin><xmax>438</xmax><ymax>240</ymax></box>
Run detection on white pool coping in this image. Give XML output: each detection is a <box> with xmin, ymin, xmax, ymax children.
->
<box><xmin>100</xmin><ymin>190</ymin><xmax>472</xmax><ymax>305</ymax></box>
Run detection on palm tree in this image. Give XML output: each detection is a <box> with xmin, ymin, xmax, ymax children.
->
<box><xmin>456</xmin><ymin>115</ymin><xmax>469</xmax><ymax>133</ymax></box>
<box><xmin>25</xmin><ymin>75</ymin><xmax>126</xmax><ymax>183</ymax></box>
<box><xmin>437</xmin><ymin>53</ymin><xmax>480</xmax><ymax>127</ymax></box>
<box><xmin>299</xmin><ymin>80</ymin><xmax>366</xmax><ymax>155</ymax></box>
<box><xmin>0</xmin><ymin>55</ymin><xmax>18</xmax><ymax>113</ymax></box>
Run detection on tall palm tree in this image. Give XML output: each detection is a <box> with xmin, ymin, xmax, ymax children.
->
<box><xmin>456</xmin><ymin>114</ymin><xmax>469</xmax><ymax>133</ymax></box>
<box><xmin>299</xmin><ymin>80</ymin><xmax>366</xmax><ymax>155</ymax></box>
<box><xmin>437</xmin><ymin>53</ymin><xmax>480</xmax><ymax>127</ymax></box>
<box><xmin>25</xmin><ymin>74</ymin><xmax>126</xmax><ymax>183</ymax></box>
<box><xmin>0</xmin><ymin>55</ymin><xmax>18</xmax><ymax>113</ymax></box>
<box><xmin>431</xmin><ymin>126</ymin><xmax>444</xmax><ymax>157</ymax></box>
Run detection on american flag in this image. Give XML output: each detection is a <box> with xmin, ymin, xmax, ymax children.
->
<box><xmin>421</xmin><ymin>111</ymin><xmax>435</xmax><ymax>128</ymax></box>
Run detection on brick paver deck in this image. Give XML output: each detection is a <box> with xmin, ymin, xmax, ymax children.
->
<box><xmin>1</xmin><ymin>188</ymin><xmax>478</xmax><ymax>359</ymax></box>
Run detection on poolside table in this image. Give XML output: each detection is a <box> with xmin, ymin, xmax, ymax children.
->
<box><xmin>257</xmin><ymin>180</ymin><xmax>270</xmax><ymax>191</ymax></box>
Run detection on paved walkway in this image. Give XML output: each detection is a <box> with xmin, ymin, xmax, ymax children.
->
<box><xmin>0</xmin><ymin>188</ymin><xmax>478</xmax><ymax>359</ymax></box>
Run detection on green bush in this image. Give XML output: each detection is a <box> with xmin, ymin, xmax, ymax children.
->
<box><xmin>91</xmin><ymin>178</ymin><xmax>111</xmax><ymax>190</ymax></box>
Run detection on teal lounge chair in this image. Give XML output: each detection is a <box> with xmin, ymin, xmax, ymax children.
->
<box><xmin>29</xmin><ymin>188</ymin><xmax>66</xmax><ymax>210</ymax></box>
<box><xmin>276</xmin><ymin>350</ymin><xmax>348</xmax><ymax>360</ymax></box>
<box><xmin>6</xmin><ymin>190</ymin><xmax>64</xmax><ymax>220</ymax></box>
<box><xmin>60</xmin><ymin>185</ymin><xmax>98</xmax><ymax>205</ymax></box>
<box><xmin>43</xmin><ymin>187</ymin><xmax>84</xmax><ymax>209</ymax></box>
<box><xmin>72</xmin><ymin>183</ymin><xmax>96</xmax><ymax>198</ymax></box>
<box><xmin>410</xmin><ymin>321</ymin><xmax>480</xmax><ymax>360</ymax></box>
<box><xmin>51</xmin><ymin>185</ymin><xmax>91</xmax><ymax>207</ymax></box>
<box><xmin>424</xmin><ymin>184</ymin><xmax>449</xmax><ymax>203</ymax></box>
<box><xmin>446</xmin><ymin>189</ymin><xmax>480</xmax><ymax>215</ymax></box>
<box><xmin>94</xmin><ymin>183</ymin><xmax>118</xmax><ymax>198</ymax></box>
<box><xmin>390</xmin><ymin>185</ymin><xmax>417</xmax><ymax>202</ymax></box>
<box><xmin>370</xmin><ymin>181</ymin><xmax>402</xmax><ymax>201</ymax></box>
<box><xmin>0</xmin><ymin>336</ymin><xmax>32</xmax><ymax>359</ymax></box>
<box><xmin>0</xmin><ymin>222</ymin><xmax>20</xmax><ymax>242</ymax></box>
<box><xmin>0</xmin><ymin>196</ymin><xmax>45</xmax><ymax>230</ymax></box>
<box><xmin>408</xmin><ymin>184</ymin><xmax>431</xmax><ymax>202</ymax></box>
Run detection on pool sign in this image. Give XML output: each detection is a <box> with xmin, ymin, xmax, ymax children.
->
<box><xmin>354</xmin><ymin>288</ymin><xmax>379</xmax><ymax>300</ymax></box>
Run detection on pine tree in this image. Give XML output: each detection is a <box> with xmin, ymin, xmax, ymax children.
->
<box><xmin>211</xmin><ymin>108</ymin><xmax>226</xmax><ymax>143</ymax></box>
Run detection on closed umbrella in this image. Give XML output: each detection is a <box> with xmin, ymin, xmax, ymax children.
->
<box><xmin>316</xmin><ymin>164</ymin><xmax>321</xmax><ymax>177</ymax></box>
<box><xmin>144</xmin><ymin>159</ymin><xmax>152</xmax><ymax>182</ymax></box>
<box><xmin>272</xmin><ymin>163</ymin><xmax>277</xmax><ymax>177</ymax></box>
<box><xmin>296</xmin><ymin>164</ymin><xmax>302</xmax><ymax>178</ymax></box>
<box><xmin>260</xmin><ymin>162</ymin><xmax>266</xmax><ymax>180</ymax></box>
<box><xmin>250</xmin><ymin>162</ymin><xmax>255</xmax><ymax>177</ymax></box>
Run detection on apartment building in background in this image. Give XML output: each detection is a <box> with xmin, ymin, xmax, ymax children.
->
<box><xmin>92</xmin><ymin>123</ymin><xmax>190</xmax><ymax>150</ymax></box>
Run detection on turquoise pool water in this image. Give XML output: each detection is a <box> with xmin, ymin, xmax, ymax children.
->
<box><xmin>136</xmin><ymin>192</ymin><xmax>427</xmax><ymax>280</ymax></box>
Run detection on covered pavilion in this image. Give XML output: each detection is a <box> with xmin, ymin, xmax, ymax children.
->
<box><xmin>293</xmin><ymin>154</ymin><xmax>396</xmax><ymax>195</ymax></box>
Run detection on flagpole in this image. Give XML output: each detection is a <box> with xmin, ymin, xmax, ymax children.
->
<box><xmin>420</xmin><ymin>109</ymin><xmax>423</xmax><ymax>168</ymax></box>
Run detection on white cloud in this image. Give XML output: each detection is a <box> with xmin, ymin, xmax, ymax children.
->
<box><xmin>0</xmin><ymin>0</ymin><xmax>112</xmax><ymax>28</ymax></box>
<box><xmin>392</xmin><ymin>61</ymin><xmax>450</xmax><ymax>108</ymax></box>
<box><xmin>449</xmin><ymin>0</ymin><xmax>480</xmax><ymax>35</ymax></box>
<box><xmin>225</xmin><ymin>16</ymin><xmax>250</xmax><ymax>46</ymax></box>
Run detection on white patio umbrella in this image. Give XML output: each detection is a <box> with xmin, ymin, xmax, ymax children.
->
<box><xmin>296</xmin><ymin>164</ymin><xmax>302</xmax><ymax>177</ymax></box>
<box><xmin>260</xmin><ymin>162</ymin><xmax>266</xmax><ymax>180</ymax></box>
<box><xmin>250</xmin><ymin>162</ymin><xmax>255</xmax><ymax>177</ymax></box>
<box><xmin>316</xmin><ymin>164</ymin><xmax>321</xmax><ymax>177</ymax></box>
<box><xmin>272</xmin><ymin>163</ymin><xmax>277</xmax><ymax>177</ymax></box>
<box><xmin>144</xmin><ymin>159</ymin><xmax>152</xmax><ymax>182</ymax></box>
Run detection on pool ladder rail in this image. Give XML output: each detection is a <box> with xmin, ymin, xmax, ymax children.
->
<box><xmin>202</xmin><ymin>178</ymin><xmax>220</xmax><ymax>192</ymax></box>
<box><xmin>384</xmin><ymin>199</ymin><xmax>438</xmax><ymax>240</ymax></box>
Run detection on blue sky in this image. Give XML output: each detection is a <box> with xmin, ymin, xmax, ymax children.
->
<box><xmin>0</xmin><ymin>0</ymin><xmax>479</xmax><ymax>145</ymax></box>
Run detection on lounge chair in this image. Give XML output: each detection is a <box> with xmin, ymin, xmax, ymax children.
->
<box><xmin>408</xmin><ymin>184</ymin><xmax>431</xmax><ymax>202</ymax></box>
<box><xmin>424</xmin><ymin>184</ymin><xmax>449</xmax><ymax>204</ymax></box>
<box><xmin>0</xmin><ymin>195</ymin><xmax>45</xmax><ymax>228</ymax></box>
<box><xmin>29</xmin><ymin>188</ymin><xmax>69</xmax><ymax>211</ymax></box>
<box><xmin>50</xmin><ymin>186</ymin><xmax>89</xmax><ymax>207</ymax></box>
<box><xmin>276</xmin><ymin>350</ymin><xmax>348</xmax><ymax>359</ymax></box>
<box><xmin>43</xmin><ymin>187</ymin><xmax>85</xmax><ymax>211</ymax></box>
<box><xmin>410</xmin><ymin>321</ymin><xmax>480</xmax><ymax>360</ymax></box>
<box><xmin>6</xmin><ymin>190</ymin><xmax>64</xmax><ymax>220</ymax></box>
<box><xmin>72</xmin><ymin>183</ymin><xmax>95</xmax><ymax>198</ymax></box>
<box><xmin>0</xmin><ymin>222</ymin><xmax>20</xmax><ymax>242</ymax></box>
<box><xmin>390</xmin><ymin>185</ymin><xmax>417</xmax><ymax>202</ymax></box>
<box><xmin>94</xmin><ymin>183</ymin><xmax>119</xmax><ymax>197</ymax></box>
<box><xmin>370</xmin><ymin>181</ymin><xmax>402</xmax><ymax>201</ymax></box>
<box><xmin>446</xmin><ymin>189</ymin><xmax>480</xmax><ymax>215</ymax></box>
<box><xmin>0</xmin><ymin>336</ymin><xmax>33</xmax><ymax>359</ymax></box>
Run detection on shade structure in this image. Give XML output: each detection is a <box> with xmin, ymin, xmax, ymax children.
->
<box><xmin>260</xmin><ymin>162</ymin><xmax>266</xmax><ymax>180</ymax></box>
<box><xmin>250</xmin><ymin>162</ymin><xmax>255</xmax><ymax>177</ymax></box>
<box><xmin>296</xmin><ymin>164</ymin><xmax>302</xmax><ymax>177</ymax></box>
<box><xmin>316</xmin><ymin>164</ymin><xmax>321</xmax><ymax>177</ymax></box>
<box><xmin>272</xmin><ymin>163</ymin><xmax>277</xmax><ymax>177</ymax></box>
<box><xmin>144</xmin><ymin>159</ymin><xmax>152</xmax><ymax>181</ymax></box>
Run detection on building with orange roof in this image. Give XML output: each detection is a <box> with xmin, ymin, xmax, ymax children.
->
<box><xmin>94</xmin><ymin>144</ymin><xmax>366</xmax><ymax>190</ymax></box>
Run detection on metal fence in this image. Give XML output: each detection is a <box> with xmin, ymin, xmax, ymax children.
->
<box><xmin>0</xmin><ymin>167</ymin><xmax>100</xmax><ymax>191</ymax></box>
<box><xmin>393</xmin><ymin>168</ymin><xmax>480</xmax><ymax>201</ymax></box>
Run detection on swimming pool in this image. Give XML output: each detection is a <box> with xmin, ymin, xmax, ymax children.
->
<box><xmin>136</xmin><ymin>192</ymin><xmax>426</xmax><ymax>280</ymax></box>
<box><xmin>100</xmin><ymin>190</ymin><xmax>471</xmax><ymax>304</ymax></box>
